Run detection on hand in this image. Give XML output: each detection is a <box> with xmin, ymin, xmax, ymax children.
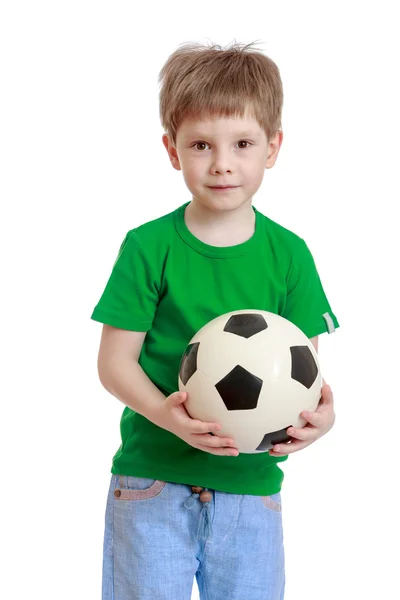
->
<box><xmin>268</xmin><ymin>384</ymin><xmax>335</xmax><ymax>457</ymax></box>
<box><xmin>154</xmin><ymin>391</ymin><xmax>239</xmax><ymax>457</ymax></box>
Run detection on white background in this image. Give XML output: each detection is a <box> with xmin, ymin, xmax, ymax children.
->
<box><xmin>1</xmin><ymin>1</ymin><xmax>399</xmax><ymax>598</ymax></box>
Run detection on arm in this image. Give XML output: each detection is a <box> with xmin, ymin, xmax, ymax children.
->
<box><xmin>309</xmin><ymin>336</ymin><xmax>318</xmax><ymax>352</ymax></box>
<box><xmin>97</xmin><ymin>324</ymin><xmax>237</xmax><ymax>455</ymax></box>
<box><xmin>309</xmin><ymin>335</ymin><xmax>326</xmax><ymax>386</ymax></box>
<box><xmin>97</xmin><ymin>324</ymin><xmax>167</xmax><ymax>424</ymax></box>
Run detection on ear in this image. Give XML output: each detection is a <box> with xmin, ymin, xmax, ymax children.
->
<box><xmin>162</xmin><ymin>134</ymin><xmax>181</xmax><ymax>171</ymax></box>
<box><xmin>266</xmin><ymin>130</ymin><xmax>283</xmax><ymax>169</ymax></box>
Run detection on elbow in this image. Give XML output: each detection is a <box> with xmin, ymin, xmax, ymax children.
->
<box><xmin>97</xmin><ymin>355</ymin><xmax>112</xmax><ymax>392</ymax></box>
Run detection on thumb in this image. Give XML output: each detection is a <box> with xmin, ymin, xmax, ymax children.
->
<box><xmin>168</xmin><ymin>391</ymin><xmax>187</xmax><ymax>405</ymax></box>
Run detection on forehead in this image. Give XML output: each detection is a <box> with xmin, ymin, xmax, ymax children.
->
<box><xmin>178</xmin><ymin>112</ymin><xmax>263</xmax><ymax>139</ymax></box>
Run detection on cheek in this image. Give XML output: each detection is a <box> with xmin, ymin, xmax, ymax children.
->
<box><xmin>180</xmin><ymin>165</ymin><xmax>199</xmax><ymax>192</ymax></box>
<box><xmin>248</xmin><ymin>162</ymin><xmax>266</xmax><ymax>186</ymax></box>
<box><xmin>181</xmin><ymin>161</ymin><xmax>203</xmax><ymax>185</ymax></box>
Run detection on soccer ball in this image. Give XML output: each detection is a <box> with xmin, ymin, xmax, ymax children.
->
<box><xmin>178</xmin><ymin>309</ymin><xmax>322</xmax><ymax>454</ymax></box>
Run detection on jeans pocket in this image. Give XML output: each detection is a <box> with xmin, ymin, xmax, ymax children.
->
<box><xmin>113</xmin><ymin>475</ymin><xmax>168</xmax><ymax>501</ymax></box>
<box><xmin>260</xmin><ymin>492</ymin><xmax>282</xmax><ymax>513</ymax></box>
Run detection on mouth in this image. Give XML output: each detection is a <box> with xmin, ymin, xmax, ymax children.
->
<box><xmin>208</xmin><ymin>185</ymin><xmax>239</xmax><ymax>189</ymax></box>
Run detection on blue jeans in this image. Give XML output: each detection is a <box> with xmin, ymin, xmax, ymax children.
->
<box><xmin>102</xmin><ymin>474</ymin><xmax>285</xmax><ymax>600</ymax></box>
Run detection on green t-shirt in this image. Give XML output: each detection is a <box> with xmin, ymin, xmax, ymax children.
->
<box><xmin>91</xmin><ymin>201</ymin><xmax>339</xmax><ymax>495</ymax></box>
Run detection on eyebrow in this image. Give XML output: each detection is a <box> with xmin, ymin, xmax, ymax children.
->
<box><xmin>188</xmin><ymin>131</ymin><xmax>259</xmax><ymax>138</ymax></box>
<box><xmin>185</xmin><ymin>131</ymin><xmax>260</xmax><ymax>139</ymax></box>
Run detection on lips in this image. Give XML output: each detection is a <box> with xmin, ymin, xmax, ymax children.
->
<box><xmin>209</xmin><ymin>185</ymin><xmax>238</xmax><ymax>188</ymax></box>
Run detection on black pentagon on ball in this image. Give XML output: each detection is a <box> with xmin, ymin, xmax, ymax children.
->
<box><xmin>256</xmin><ymin>427</ymin><xmax>293</xmax><ymax>451</ymax></box>
<box><xmin>290</xmin><ymin>345</ymin><xmax>319</xmax><ymax>389</ymax></box>
<box><xmin>179</xmin><ymin>342</ymin><xmax>200</xmax><ymax>385</ymax></box>
<box><xmin>223</xmin><ymin>313</ymin><xmax>268</xmax><ymax>339</ymax></box>
<box><xmin>215</xmin><ymin>364</ymin><xmax>263</xmax><ymax>410</ymax></box>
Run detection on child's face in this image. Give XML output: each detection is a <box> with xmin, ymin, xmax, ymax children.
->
<box><xmin>162</xmin><ymin>108</ymin><xmax>282</xmax><ymax>213</ymax></box>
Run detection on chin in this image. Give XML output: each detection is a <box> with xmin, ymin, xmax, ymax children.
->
<box><xmin>204</xmin><ymin>196</ymin><xmax>253</xmax><ymax>213</ymax></box>
<box><xmin>191</xmin><ymin>189</ymin><xmax>246</xmax><ymax>209</ymax></box>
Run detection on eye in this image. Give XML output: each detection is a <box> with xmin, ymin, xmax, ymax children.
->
<box><xmin>191</xmin><ymin>140</ymin><xmax>252</xmax><ymax>151</ymax></box>
<box><xmin>193</xmin><ymin>142</ymin><xmax>209</xmax><ymax>151</ymax></box>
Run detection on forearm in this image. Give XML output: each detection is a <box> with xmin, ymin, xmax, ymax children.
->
<box><xmin>98</xmin><ymin>355</ymin><xmax>166</xmax><ymax>425</ymax></box>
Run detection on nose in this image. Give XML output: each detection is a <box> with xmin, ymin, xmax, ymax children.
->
<box><xmin>210</xmin><ymin>151</ymin><xmax>233</xmax><ymax>174</ymax></box>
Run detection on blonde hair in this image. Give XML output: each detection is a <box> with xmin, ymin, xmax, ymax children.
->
<box><xmin>158</xmin><ymin>39</ymin><xmax>283</xmax><ymax>146</ymax></box>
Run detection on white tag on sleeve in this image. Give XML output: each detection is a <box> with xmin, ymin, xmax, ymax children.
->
<box><xmin>322</xmin><ymin>312</ymin><xmax>335</xmax><ymax>334</ymax></box>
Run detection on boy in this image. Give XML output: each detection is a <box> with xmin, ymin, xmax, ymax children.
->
<box><xmin>91</xmin><ymin>41</ymin><xmax>339</xmax><ymax>600</ymax></box>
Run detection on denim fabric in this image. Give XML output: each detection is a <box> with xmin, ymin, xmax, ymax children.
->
<box><xmin>102</xmin><ymin>474</ymin><xmax>285</xmax><ymax>600</ymax></box>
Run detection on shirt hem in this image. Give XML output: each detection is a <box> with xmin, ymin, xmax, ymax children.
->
<box><xmin>305</xmin><ymin>320</ymin><xmax>340</xmax><ymax>339</ymax></box>
<box><xmin>91</xmin><ymin>308</ymin><xmax>152</xmax><ymax>331</ymax></box>
<box><xmin>110</xmin><ymin>461</ymin><xmax>286</xmax><ymax>496</ymax></box>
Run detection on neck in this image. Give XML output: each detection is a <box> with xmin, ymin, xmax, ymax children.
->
<box><xmin>184</xmin><ymin>199</ymin><xmax>256</xmax><ymax>247</ymax></box>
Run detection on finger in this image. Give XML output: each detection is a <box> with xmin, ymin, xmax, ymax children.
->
<box><xmin>286</xmin><ymin>425</ymin><xmax>320</xmax><ymax>442</ymax></box>
<box><xmin>196</xmin><ymin>443</ymin><xmax>239</xmax><ymax>456</ymax></box>
<box><xmin>191</xmin><ymin>420</ymin><xmax>222</xmax><ymax>434</ymax></box>
<box><xmin>269</xmin><ymin>439</ymin><xmax>312</xmax><ymax>456</ymax></box>
<box><xmin>300</xmin><ymin>410</ymin><xmax>324</xmax><ymax>427</ymax></box>
<box><xmin>321</xmin><ymin>384</ymin><xmax>334</xmax><ymax>404</ymax></box>
<box><xmin>193</xmin><ymin>432</ymin><xmax>236</xmax><ymax>448</ymax></box>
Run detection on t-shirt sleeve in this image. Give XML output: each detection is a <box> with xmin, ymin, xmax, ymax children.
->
<box><xmin>281</xmin><ymin>238</ymin><xmax>340</xmax><ymax>338</ymax></box>
<box><xmin>90</xmin><ymin>230</ymin><xmax>159</xmax><ymax>331</ymax></box>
